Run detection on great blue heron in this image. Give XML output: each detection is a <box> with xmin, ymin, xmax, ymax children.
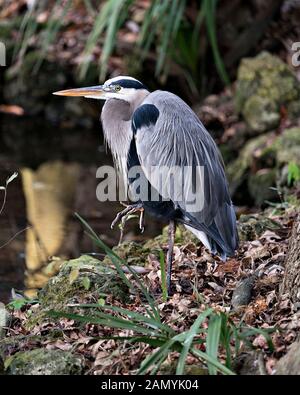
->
<box><xmin>54</xmin><ymin>76</ymin><xmax>238</xmax><ymax>292</ymax></box>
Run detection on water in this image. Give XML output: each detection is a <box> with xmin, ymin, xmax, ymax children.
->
<box><xmin>0</xmin><ymin>115</ymin><xmax>162</xmax><ymax>303</ymax></box>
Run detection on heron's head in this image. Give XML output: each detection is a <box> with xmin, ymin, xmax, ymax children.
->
<box><xmin>53</xmin><ymin>76</ymin><xmax>149</xmax><ymax>102</ymax></box>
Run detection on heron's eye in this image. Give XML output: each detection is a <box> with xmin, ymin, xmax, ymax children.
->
<box><xmin>114</xmin><ymin>85</ymin><xmax>121</xmax><ymax>92</ymax></box>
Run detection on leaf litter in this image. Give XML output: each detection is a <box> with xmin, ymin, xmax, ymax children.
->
<box><xmin>1</xmin><ymin>206</ymin><xmax>299</xmax><ymax>375</ymax></box>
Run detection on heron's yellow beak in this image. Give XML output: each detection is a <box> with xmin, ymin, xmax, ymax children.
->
<box><xmin>53</xmin><ymin>85</ymin><xmax>106</xmax><ymax>97</ymax></box>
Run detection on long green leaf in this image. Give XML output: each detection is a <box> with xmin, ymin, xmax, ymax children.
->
<box><xmin>219</xmin><ymin>313</ymin><xmax>233</xmax><ymax>369</ymax></box>
<box><xmin>176</xmin><ymin>308</ymin><xmax>212</xmax><ymax>374</ymax></box>
<box><xmin>203</xmin><ymin>0</ymin><xmax>229</xmax><ymax>85</ymax></box>
<box><xmin>239</xmin><ymin>327</ymin><xmax>275</xmax><ymax>352</ymax></box>
<box><xmin>100</xmin><ymin>0</ymin><xmax>132</xmax><ymax>80</ymax></box>
<box><xmin>48</xmin><ymin>310</ymin><xmax>157</xmax><ymax>336</ymax></box>
<box><xmin>191</xmin><ymin>347</ymin><xmax>235</xmax><ymax>375</ymax></box>
<box><xmin>34</xmin><ymin>0</ymin><xmax>72</xmax><ymax>73</ymax></box>
<box><xmin>79</xmin><ymin>0</ymin><xmax>113</xmax><ymax>79</ymax></box>
<box><xmin>206</xmin><ymin>312</ymin><xmax>222</xmax><ymax>375</ymax></box>
<box><xmin>71</xmin><ymin>303</ymin><xmax>174</xmax><ymax>335</ymax></box>
<box><xmin>156</xmin><ymin>0</ymin><xmax>181</xmax><ymax>76</ymax></box>
<box><xmin>138</xmin><ymin>338</ymin><xmax>177</xmax><ymax>375</ymax></box>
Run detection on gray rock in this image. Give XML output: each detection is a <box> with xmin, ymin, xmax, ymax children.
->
<box><xmin>235</xmin><ymin>51</ymin><xmax>300</xmax><ymax>133</ymax></box>
<box><xmin>6</xmin><ymin>349</ymin><xmax>83</xmax><ymax>375</ymax></box>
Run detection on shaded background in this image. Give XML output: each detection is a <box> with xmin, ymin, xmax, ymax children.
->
<box><xmin>0</xmin><ymin>0</ymin><xmax>299</xmax><ymax>302</ymax></box>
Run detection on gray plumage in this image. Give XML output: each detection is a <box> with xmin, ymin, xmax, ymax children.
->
<box><xmin>101</xmin><ymin>82</ymin><xmax>238</xmax><ymax>258</ymax></box>
<box><xmin>54</xmin><ymin>76</ymin><xmax>238</xmax><ymax>261</ymax></box>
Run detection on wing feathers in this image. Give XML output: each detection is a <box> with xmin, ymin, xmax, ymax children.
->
<box><xmin>132</xmin><ymin>91</ymin><xmax>238</xmax><ymax>256</ymax></box>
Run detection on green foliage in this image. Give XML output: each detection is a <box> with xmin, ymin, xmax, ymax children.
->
<box><xmin>14</xmin><ymin>0</ymin><xmax>70</xmax><ymax>71</ymax></box>
<box><xmin>206</xmin><ymin>312</ymin><xmax>222</xmax><ymax>375</ymax></box>
<box><xmin>16</xmin><ymin>0</ymin><xmax>229</xmax><ymax>94</ymax></box>
<box><xmin>81</xmin><ymin>0</ymin><xmax>229</xmax><ymax>88</ymax></box>
<box><xmin>80</xmin><ymin>0</ymin><xmax>132</xmax><ymax>80</ymax></box>
<box><xmin>203</xmin><ymin>0</ymin><xmax>229</xmax><ymax>85</ymax></box>
<box><xmin>8</xmin><ymin>298</ymin><xmax>28</xmax><ymax>310</ymax></box>
<box><xmin>8</xmin><ymin>296</ymin><xmax>38</xmax><ymax>311</ymax></box>
<box><xmin>48</xmin><ymin>214</ymin><xmax>274</xmax><ymax>375</ymax></box>
<box><xmin>287</xmin><ymin>162</ymin><xmax>300</xmax><ymax>186</ymax></box>
<box><xmin>138</xmin><ymin>0</ymin><xmax>187</xmax><ymax>80</ymax></box>
<box><xmin>33</xmin><ymin>0</ymin><xmax>72</xmax><ymax>74</ymax></box>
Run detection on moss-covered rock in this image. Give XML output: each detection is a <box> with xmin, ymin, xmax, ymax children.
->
<box><xmin>103</xmin><ymin>241</ymin><xmax>151</xmax><ymax>267</ymax></box>
<box><xmin>275</xmin><ymin>341</ymin><xmax>300</xmax><ymax>375</ymax></box>
<box><xmin>24</xmin><ymin>255</ymin><xmax>129</xmax><ymax>328</ymax></box>
<box><xmin>248</xmin><ymin>169</ymin><xmax>277</xmax><ymax>206</ymax></box>
<box><xmin>38</xmin><ymin>255</ymin><xmax>129</xmax><ymax>309</ymax></box>
<box><xmin>227</xmin><ymin>128</ymin><xmax>300</xmax><ymax>205</ymax></box>
<box><xmin>5</xmin><ymin>349</ymin><xmax>83</xmax><ymax>375</ymax></box>
<box><xmin>273</xmin><ymin>128</ymin><xmax>300</xmax><ymax>165</ymax></box>
<box><xmin>236</xmin><ymin>52</ymin><xmax>300</xmax><ymax>133</ymax></box>
<box><xmin>226</xmin><ymin>132</ymin><xmax>274</xmax><ymax>195</ymax></box>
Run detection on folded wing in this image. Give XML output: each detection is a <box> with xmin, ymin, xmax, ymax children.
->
<box><xmin>131</xmin><ymin>90</ymin><xmax>238</xmax><ymax>257</ymax></box>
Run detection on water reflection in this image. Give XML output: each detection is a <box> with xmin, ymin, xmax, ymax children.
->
<box><xmin>22</xmin><ymin>161</ymin><xmax>80</xmax><ymax>272</ymax></box>
<box><xmin>0</xmin><ymin>115</ymin><xmax>162</xmax><ymax>302</ymax></box>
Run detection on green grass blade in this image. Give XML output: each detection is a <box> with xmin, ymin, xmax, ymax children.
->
<box><xmin>138</xmin><ymin>338</ymin><xmax>176</xmax><ymax>375</ymax></box>
<box><xmin>206</xmin><ymin>312</ymin><xmax>222</xmax><ymax>375</ymax></box>
<box><xmin>86</xmin><ymin>228</ymin><xmax>160</xmax><ymax>321</ymax></box>
<box><xmin>71</xmin><ymin>304</ymin><xmax>174</xmax><ymax>335</ymax></box>
<box><xmin>103</xmin><ymin>336</ymin><xmax>170</xmax><ymax>348</ymax></box>
<box><xmin>48</xmin><ymin>310</ymin><xmax>157</xmax><ymax>336</ymax></box>
<box><xmin>34</xmin><ymin>0</ymin><xmax>72</xmax><ymax>73</ymax></box>
<box><xmin>239</xmin><ymin>327</ymin><xmax>275</xmax><ymax>352</ymax></box>
<box><xmin>83</xmin><ymin>0</ymin><xmax>96</xmax><ymax>16</ymax></box>
<box><xmin>203</xmin><ymin>0</ymin><xmax>229</xmax><ymax>85</ymax></box>
<box><xmin>219</xmin><ymin>313</ymin><xmax>233</xmax><ymax>369</ymax></box>
<box><xmin>139</xmin><ymin>0</ymin><xmax>167</xmax><ymax>59</ymax></box>
<box><xmin>13</xmin><ymin>0</ymin><xmax>40</xmax><ymax>61</ymax></box>
<box><xmin>192</xmin><ymin>6</ymin><xmax>204</xmax><ymax>49</ymax></box>
<box><xmin>79</xmin><ymin>1</ymin><xmax>113</xmax><ymax>79</ymax></box>
<box><xmin>156</xmin><ymin>0</ymin><xmax>186</xmax><ymax>76</ymax></box>
<box><xmin>176</xmin><ymin>308</ymin><xmax>212</xmax><ymax>375</ymax></box>
<box><xmin>99</xmin><ymin>0</ymin><xmax>130</xmax><ymax>80</ymax></box>
<box><xmin>191</xmin><ymin>347</ymin><xmax>235</xmax><ymax>375</ymax></box>
<box><xmin>155</xmin><ymin>0</ymin><xmax>178</xmax><ymax>75</ymax></box>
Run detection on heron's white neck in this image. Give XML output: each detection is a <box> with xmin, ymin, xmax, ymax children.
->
<box><xmin>101</xmin><ymin>90</ymin><xmax>149</xmax><ymax>159</ymax></box>
<box><xmin>101</xmin><ymin>89</ymin><xmax>150</xmax><ymax>184</ymax></box>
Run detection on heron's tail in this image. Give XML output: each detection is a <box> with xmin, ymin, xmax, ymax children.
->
<box><xmin>181</xmin><ymin>203</ymin><xmax>239</xmax><ymax>260</ymax></box>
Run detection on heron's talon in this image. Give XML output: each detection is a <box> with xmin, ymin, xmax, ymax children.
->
<box><xmin>111</xmin><ymin>203</ymin><xmax>145</xmax><ymax>234</ymax></box>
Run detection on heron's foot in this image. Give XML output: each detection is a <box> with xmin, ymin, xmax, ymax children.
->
<box><xmin>111</xmin><ymin>202</ymin><xmax>145</xmax><ymax>233</ymax></box>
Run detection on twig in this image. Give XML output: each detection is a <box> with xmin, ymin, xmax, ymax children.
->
<box><xmin>0</xmin><ymin>226</ymin><xmax>31</xmax><ymax>250</ymax></box>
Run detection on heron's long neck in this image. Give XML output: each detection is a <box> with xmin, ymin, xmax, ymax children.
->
<box><xmin>101</xmin><ymin>99</ymin><xmax>132</xmax><ymax>162</ymax></box>
<box><xmin>101</xmin><ymin>91</ymin><xmax>149</xmax><ymax>163</ymax></box>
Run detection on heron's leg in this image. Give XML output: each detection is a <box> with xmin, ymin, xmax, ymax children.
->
<box><xmin>139</xmin><ymin>208</ymin><xmax>145</xmax><ymax>233</ymax></box>
<box><xmin>166</xmin><ymin>220</ymin><xmax>176</xmax><ymax>295</ymax></box>
<box><xmin>111</xmin><ymin>202</ymin><xmax>144</xmax><ymax>231</ymax></box>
